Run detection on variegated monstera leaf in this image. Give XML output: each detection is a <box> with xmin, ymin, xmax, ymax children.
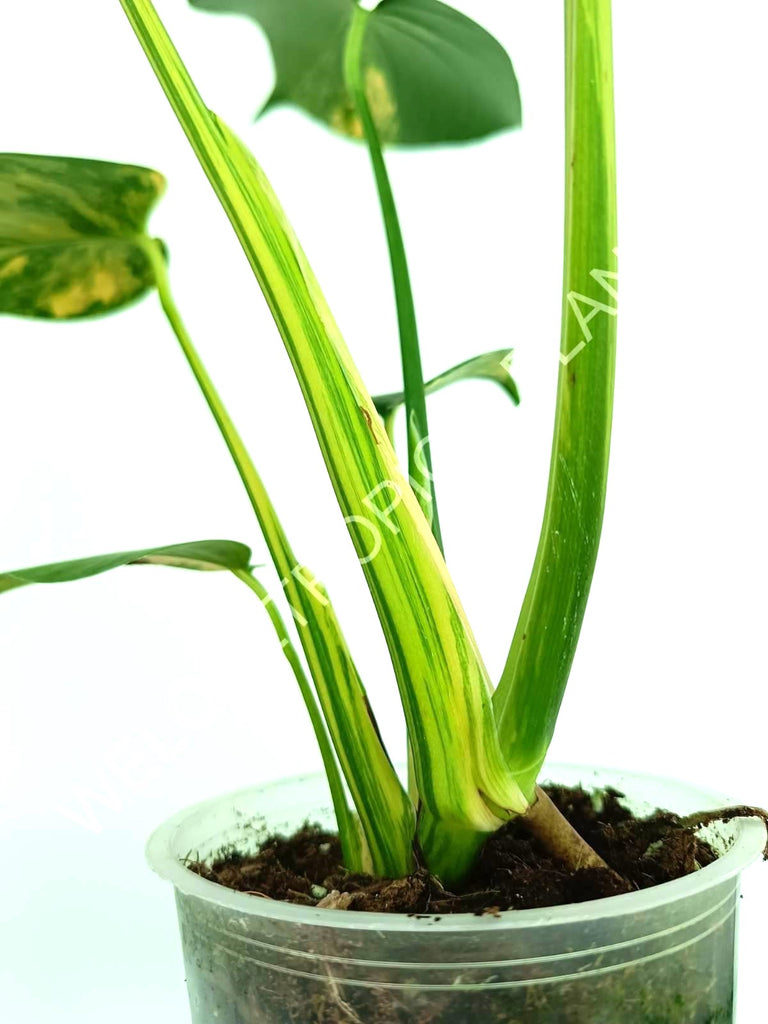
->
<box><xmin>0</xmin><ymin>153</ymin><xmax>165</xmax><ymax>319</ymax></box>
<box><xmin>189</xmin><ymin>0</ymin><xmax>521</xmax><ymax>145</ymax></box>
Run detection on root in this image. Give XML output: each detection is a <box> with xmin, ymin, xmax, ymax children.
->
<box><xmin>322</xmin><ymin>963</ymin><xmax>364</xmax><ymax>1023</ymax></box>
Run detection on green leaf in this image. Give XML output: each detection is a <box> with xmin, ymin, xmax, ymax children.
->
<box><xmin>188</xmin><ymin>0</ymin><xmax>521</xmax><ymax>146</ymax></box>
<box><xmin>374</xmin><ymin>348</ymin><xmax>521</xmax><ymax>420</ymax></box>
<box><xmin>358</xmin><ymin>0</ymin><xmax>521</xmax><ymax>145</ymax></box>
<box><xmin>190</xmin><ymin>0</ymin><xmax>351</xmax><ymax>129</ymax></box>
<box><xmin>0</xmin><ymin>153</ymin><xmax>165</xmax><ymax>319</ymax></box>
<box><xmin>120</xmin><ymin>0</ymin><xmax>530</xmax><ymax>886</ymax></box>
<box><xmin>494</xmin><ymin>0</ymin><xmax>618</xmax><ymax>795</ymax></box>
<box><xmin>0</xmin><ymin>540</ymin><xmax>252</xmax><ymax>596</ymax></box>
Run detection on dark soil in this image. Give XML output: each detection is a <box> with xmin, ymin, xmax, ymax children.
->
<box><xmin>180</xmin><ymin>786</ymin><xmax>768</xmax><ymax>1022</ymax></box>
<box><xmin>189</xmin><ymin>784</ymin><xmax>721</xmax><ymax>914</ymax></box>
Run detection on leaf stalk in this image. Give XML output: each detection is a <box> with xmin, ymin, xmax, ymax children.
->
<box><xmin>343</xmin><ymin>4</ymin><xmax>443</xmax><ymax>550</ymax></box>
<box><xmin>494</xmin><ymin>0</ymin><xmax>618</xmax><ymax>793</ymax></box>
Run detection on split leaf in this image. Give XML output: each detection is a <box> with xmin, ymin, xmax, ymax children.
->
<box><xmin>188</xmin><ymin>0</ymin><xmax>521</xmax><ymax>145</ymax></box>
<box><xmin>0</xmin><ymin>153</ymin><xmax>165</xmax><ymax>319</ymax></box>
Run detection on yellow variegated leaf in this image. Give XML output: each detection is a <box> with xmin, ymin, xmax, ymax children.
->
<box><xmin>139</xmin><ymin>237</ymin><xmax>414</xmax><ymax>879</ymax></box>
<box><xmin>0</xmin><ymin>153</ymin><xmax>165</xmax><ymax>319</ymax></box>
<box><xmin>120</xmin><ymin>0</ymin><xmax>530</xmax><ymax>885</ymax></box>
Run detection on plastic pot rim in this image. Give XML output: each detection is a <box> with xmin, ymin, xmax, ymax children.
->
<box><xmin>146</xmin><ymin>762</ymin><xmax>766</xmax><ymax>934</ymax></box>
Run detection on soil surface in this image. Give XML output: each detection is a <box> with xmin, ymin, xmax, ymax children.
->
<box><xmin>189</xmin><ymin>784</ymin><xmax>722</xmax><ymax>914</ymax></box>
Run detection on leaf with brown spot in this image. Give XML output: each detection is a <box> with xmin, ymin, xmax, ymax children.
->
<box><xmin>0</xmin><ymin>153</ymin><xmax>166</xmax><ymax>319</ymax></box>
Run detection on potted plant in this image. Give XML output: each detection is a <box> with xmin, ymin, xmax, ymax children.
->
<box><xmin>0</xmin><ymin>0</ymin><xmax>765</xmax><ymax>1021</ymax></box>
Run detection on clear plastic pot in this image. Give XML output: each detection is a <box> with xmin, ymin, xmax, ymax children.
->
<box><xmin>147</xmin><ymin>765</ymin><xmax>765</xmax><ymax>1023</ymax></box>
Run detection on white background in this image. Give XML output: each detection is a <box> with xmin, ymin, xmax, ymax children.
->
<box><xmin>1</xmin><ymin>1</ymin><xmax>766</xmax><ymax>1020</ymax></box>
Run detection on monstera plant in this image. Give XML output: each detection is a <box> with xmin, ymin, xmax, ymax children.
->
<box><xmin>1</xmin><ymin>0</ymin><xmax>563</xmax><ymax>883</ymax></box>
<box><xmin>2</xmin><ymin>1</ymin><xmax>765</xmax><ymax>1022</ymax></box>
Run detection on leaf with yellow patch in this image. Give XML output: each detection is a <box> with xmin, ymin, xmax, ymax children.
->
<box><xmin>0</xmin><ymin>153</ymin><xmax>165</xmax><ymax>319</ymax></box>
<box><xmin>188</xmin><ymin>0</ymin><xmax>521</xmax><ymax>146</ymax></box>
